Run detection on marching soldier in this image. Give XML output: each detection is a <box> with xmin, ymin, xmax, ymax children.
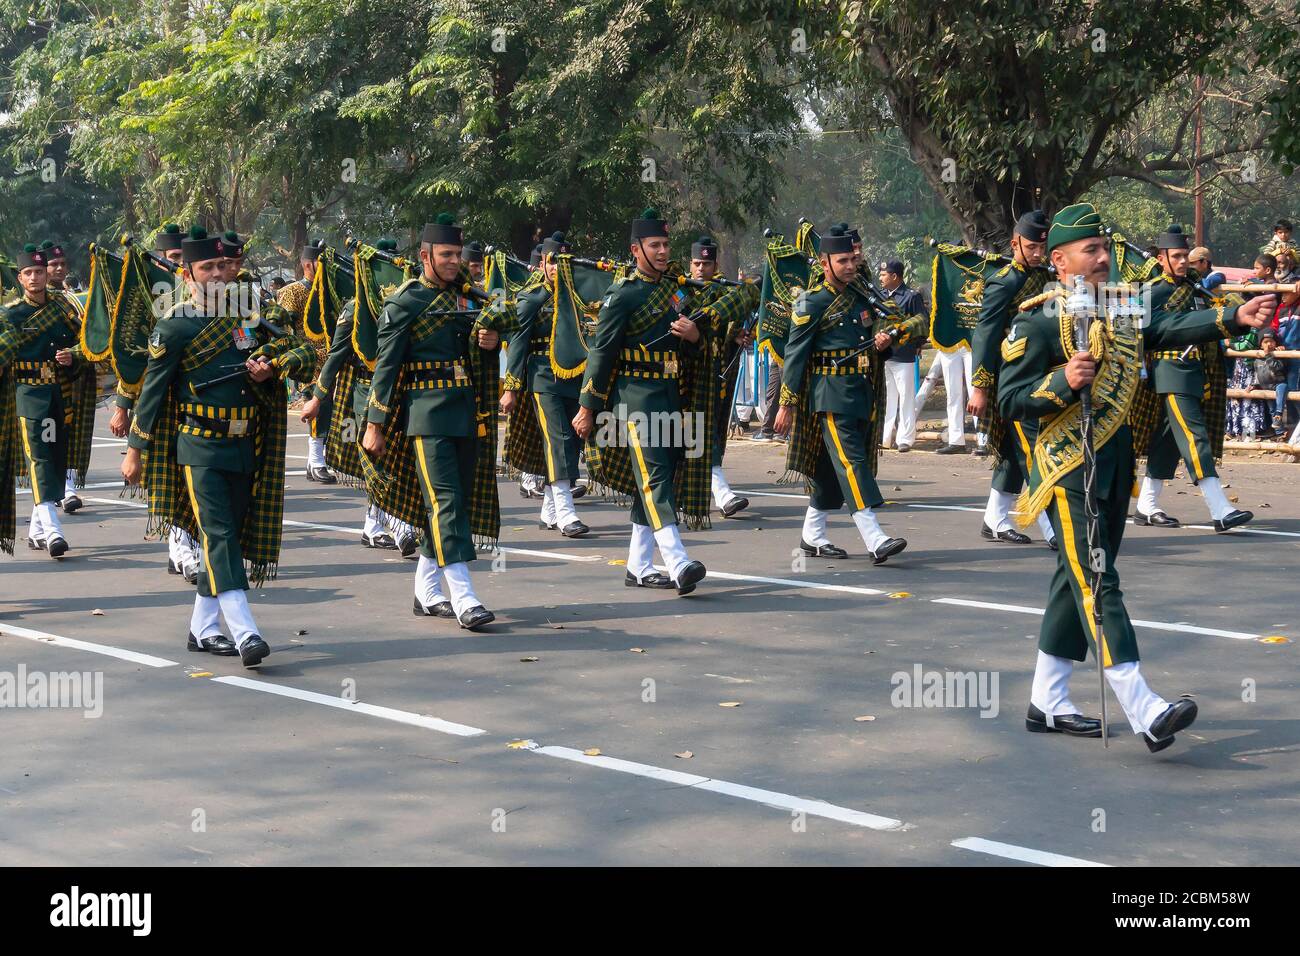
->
<box><xmin>1135</xmin><ymin>225</ymin><xmax>1251</xmax><ymax>531</ymax></box>
<box><xmin>0</xmin><ymin>294</ymin><xmax>19</xmax><ymax>556</ymax></box>
<box><xmin>515</xmin><ymin>241</ymin><xmax>550</xmax><ymax>503</ymax></box>
<box><xmin>689</xmin><ymin>235</ymin><xmax>759</xmax><ymax>518</ymax></box>
<box><xmin>39</xmin><ymin>239</ymin><xmax>94</xmax><ymax>516</ymax></box>
<box><xmin>773</xmin><ymin>225</ymin><xmax>919</xmax><ymax>563</ymax></box>
<box><xmin>361</xmin><ymin>214</ymin><xmax>505</xmax><ymax>630</ymax></box>
<box><xmin>464</xmin><ymin>240</ymin><xmax>486</xmax><ymax>284</ymax></box>
<box><xmin>501</xmin><ymin>231</ymin><xmax>589</xmax><ymax>538</ymax></box>
<box><xmin>4</xmin><ymin>244</ymin><xmax>84</xmax><ymax>558</ymax></box>
<box><xmin>277</xmin><ymin>240</ymin><xmax>336</xmax><ymax>483</ymax></box>
<box><xmin>967</xmin><ymin>210</ymin><xmax>1058</xmax><ymax>549</ymax></box>
<box><xmin>572</xmin><ymin>209</ymin><xmax>710</xmax><ymax>594</ymax></box>
<box><xmin>300</xmin><ymin>240</ymin><xmax>418</xmax><ymax>554</ymax></box>
<box><xmin>122</xmin><ymin>226</ymin><xmax>315</xmax><ymax>666</ymax></box>
<box><xmin>999</xmin><ymin>203</ymin><xmax>1275</xmax><ymax>752</ymax></box>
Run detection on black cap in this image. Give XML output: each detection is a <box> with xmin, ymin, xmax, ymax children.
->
<box><xmin>1013</xmin><ymin>209</ymin><xmax>1050</xmax><ymax>243</ymax></box>
<box><xmin>421</xmin><ymin>213</ymin><xmax>463</xmax><ymax>246</ymax></box>
<box><xmin>16</xmin><ymin>243</ymin><xmax>46</xmax><ymax>270</ymax></box>
<box><xmin>40</xmin><ymin>239</ymin><xmax>67</xmax><ymax>261</ymax></box>
<box><xmin>1156</xmin><ymin>224</ymin><xmax>1190</xmax><ymax>251</ymax></box>
<box><xmin>218</xmin><ymin>230</ymin><xmax>245</xmax><ymax>257</ymax></box>
<box><xmin>155</xmin><ymin>223</ymin><xmax>184</xmax><ymax>252</ymax></box>
<box><xmin>541</xmin><ymin>231</ymin><xmax>571</xmax><ymax>258</ymax></box>
<box><xmin>464</xmin><ymin>239</ymin><xmax>485</xmax><ymax>263</ymax></box>
<box><xmin>529</xmin><ymin>244</ymin><xmax>543</xmax><ymax>268</ymax></box>
<box><xmin>880</xmin><ymin>259</ymin><xmax>904</xmax><ymax>277</ymax></box>
<box><xmin>835</xmin><ymin>222</ymin><xmax>861</xmax><ymax>245</ymax></box>
<box><xmin>691</xmin><ymin>236</ymin><xmax>718</xmax><ymax>261</ymax></box>
<box><xmin>376</xmin><ymin>238</ymin><xmax>399</xmax><ymax>252</ymax></box>
<box><xmin>821</xmin><ymin>225</ymin><xmax>854</xmax><ymax>255</ymax></box>
<box><xmin>301</xmin><ymin>239</ymin><xmax>325</xmax><ymax>262</ymax></box>
<box><xmin>630</xmin><ymin>208</ymin><xmax>669</xmax><ymax>241</ymax></box>
<box><xmin>181</xmin><ymin>226</ymin><xmax>223</xmax><ymax>265</ymax></box>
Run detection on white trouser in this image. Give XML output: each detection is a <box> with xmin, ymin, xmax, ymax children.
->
<box><xmin>169</xmin><ymin>526</ymin><xmax>197</xmax><ymax>566</ymax></box>
<box><xmin>627</xmin><ymin>523</ymin><xmax>656</xmax><ymax>580</ymax></box>
<box><xmin>190</xmin><ymin>594</ymin><xmax>223</xmax><ymax>641</ymax></box>
<box><xmin>540</xmin><ymin>486</ymin><xmax>557</xmax><ymax>526</ymax></box>
<box><xmin>550</xmin><ymin>479</ymin><xmax>579</xmax><ymax>527</ymax></box>
<box><xmin>851</xmin><ymin>508</ymin><xmax>890</xmax><ymax>553</ymax></box>
<box><xmin>652</xmin><ymin>522</ymin><xmax>691</xmax><ymax>582</ymax></box>
<box><xmin>1031</xmin><ymin>652</ymin><xmax>1170</xmax><ymax>736</ymax></box>
<box><xmin>441</xmin><ymin>561</ymin><xmax>481</xmax><ymax>617</ymax></box>
<box><xmin>1197</xmin><ymin>476</ymin><xmax>1233</xmax><ymax>521</ymax></box>
<box><xmin>935</xmin><ymin>348</ymin><xmax>971</xmax><ymax>445</ymax></box>
<box><xmin>915</xmin><ymin>358</ymin><xmax>942</xmax><ymax>412</ymax></box>
<box><xmin>64</xmin><ymin>471</ymin><xmax>78</xmax><ymax>498</ymax></box>
<box><xmin>801</xmin><ymin>506</ymin><xmax>831</xmax><ymax>547</ymax></box>
<box><xmin>307</xmin><ymin>436</ymin><xmax>327</xmax><ymax>469</ymax></box>
<box><xmin>414</xmin><ymin>555</ymin><xmax>448</xmax><ymax>605</ymax></box>
<box><xmin>882</xmin><ymin>359</ymin><xmax>917</xmax><ymax>448</ymax></box>
<box><xmin>983</xmin><ymin>489</ymin><xmax>1052</xmax><ymax>539</ymax></box>
<box><xmin>216</xmin><ymin>590</ymin><xmax>259</xmax><ymax>648</ymax></box>
<box><xmin>710</xmin><ymin>466</ymin><xmax>739</xmax><ymax>508</ymax></box>
<box><xmin>30</xmin><ymin>501</ymin><xmax>63</xmax><ymax>541</ymax></box>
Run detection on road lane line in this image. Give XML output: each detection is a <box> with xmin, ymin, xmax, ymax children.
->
<box><xmin>0</xmin><ymin>623</ymin><xmax>179</xmax><ymax>668</ymax></box>
<box><xmin>951</xmin><ymin>837</ymin><xmax>1109</xmax><ymax>867</ymax></box>
<box><xmin>931</xmin><ymin>597</ymin><xmax>1258</xmax><ymax>640</ymax></box>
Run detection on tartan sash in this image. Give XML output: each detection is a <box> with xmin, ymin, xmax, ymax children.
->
<box><xmin>323</xmin><ymin>363</ymin><xmax>366</xmax><ymax>486</ymax></box>
<box><xmin>0</xmin><ymin>363</ymin><xmax>15</xmax><ymax>555</ymax></box>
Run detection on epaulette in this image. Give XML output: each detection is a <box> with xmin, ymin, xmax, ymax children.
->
<box><xmin>1017</xmin><ymin>286</ymin><xmax>1067</xmax><ymax>313</ymax></box>
<box><xmin>390</xmin><ymin>277</ymin><xmax>422</xmax><ymax>298</ymax></box>
<box><xmin>1</xmin><ymin>297</ymin><xmax>18</xmax><ymax>309</ymax></box>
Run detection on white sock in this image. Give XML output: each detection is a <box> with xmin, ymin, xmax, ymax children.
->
<box><xmin>28</xmin><ymin>507</ymin><xmax>44</xmax><ymax>541</ymax></box>
<box><xmin>551</xmin><ymin>479</ymin><xmax>578</xmax><ymax>528</ymax></box>
<box><xmin>983</xmin><ymin>489</ymin><xmax>1016</xmax><ymax>534</ymax></box>
<box><xmin>1198</xmin><ymin>476</ymin><xmax>1233</xmax><ymax>521</ymax></box>
<box><xmin>1138</xmin><ymin>476</ymin><xmax>1164</xmax><ymax>516</ymax></box>
<box><xmin>851</xmin><ymin>507</ymin><xmax>890</xmax><ymax>553</ymax></box>
<box><xmin>1105</xmin><ymin>661</ymin><xmax>1171</xmax><ymax>736</ymax></box>
<box><xmin>1030</xmin><ymin>651</ymin><xmax>1079</xmax><ymax>719</ymax></box>
<box><xmin>385</xmin><ymin>514</ymin><xmax>414</xmax><ymax>539</ymax></box>
<box><xmin>216</xmin><ymin>589</ymin><xmax>259</xmax><ymax>647</ymax></box>
<box><xmin>801</xmin><ymin>506</ymin><xmax>831</xmax><ymax>547</ymax></box>
<box><xmin>540</xmin><ymin>485</ymin><xmax>557</xmax><ymax>526</ymax></box>
<box><xmin>627</xmin><ymin>524</ymin><xmax>655</xmax><ymax>580</ymax></box>
<box><xmin>190</xmin><ymin>595</ymin><xmax>223</xmax><ymax>642</ymax></box>
<box><xmin>307</xmin><ymin>436</ymin><xmax>327</xmax><ymax>469</ymax></box>
<box><xmin>363</xmin><ymin>507</ymin><xmax>383</xmax><ymax>537</ymax></box>
<box><xmin>441</xmin><ymin>561</ymin><xmax>481</xmax><ymax>617</ymax></box>
<box><xmin>37</xmin><ymin>501</ymin><xmax>63</xmax><ymax>540</ymax></box>
<box><xmin>1036</xmin><ymin>510</ymin><xmax>1056</xmax><ymax>543</ymax></box>
<box><xmin>710</xmin><ymin>466</ymin><xmax>737</xmax><ymax>508</ymax></box>
<box><xmin>652</xmin><ymin>523</ymin><xmax>691</xmax><ymax>581</ymax></box>
<box><xmin>64</xmin><ymin>472</ymin><xmax>77</xmax><ymax>498</ymax></box>
<box><xmin>414</xmin><ymin>555</ymin><xmax>447</xmax><ymax>605</ymax></box>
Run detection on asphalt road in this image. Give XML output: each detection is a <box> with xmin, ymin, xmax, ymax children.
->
<box><xmin>2</xmin><ymin>412</ymin><xmax>1297</xmax><ymax>866</ymax></box>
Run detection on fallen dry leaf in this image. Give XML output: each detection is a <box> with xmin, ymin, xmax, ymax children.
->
<box><xmin>506</xmin><ymin>739</ymin><xmax>532</xmax><ymax>750</ymax></box>
<box><xmin>1259</xmin><ymin>635</ymin><xmax>1291</xmax><ymax>644</ymax></box>
<box><xmin>547</xmin><ymin>622</ymin><xmax>564</xmax><ymax>630</ymax></box>
<box><xmin>888</xmin><ymin>591</ymin><xmax>911</xmax><ymax>599</ymax></box>
<box><xmin>629</xmin><ymin>647</ymin><xmax>645</xmax><ymax>653</ymax></box>
<box><xmin>520</xmin><ymin>656</ymin><xmax>539</xmax><ymax>662</ymax></box>
<box><xmin>675</xmin><ymin>751</ymin><xmax>694</xmax><ymax>759</ymax></box>
<box><xmin>854</xmin><ymin>715</ymin><xmax>876</xmax><ymax>722</ymax></box>
<box><xmin>188</xmin><ymin>672</ymin><xmax>213</xmax><ymax>679</ymax></box>
<box><xmin>608</xmin><ymin>559</ymin><xmax>627</xmax><ymax>566</ymax></box>
<box><xmin>91</xmin><ymin>609</ymin><xmax>105</xmax><ymax>616</ymax></box>
<box><xmin>583</xmin><ymin>747</ymin><xmax>602</xmax><ymax>756</ymax></box>
<box><xmin>719</xmin><ymin>701</ymin><xmax>742</xmax><ymax>708</ymax></box>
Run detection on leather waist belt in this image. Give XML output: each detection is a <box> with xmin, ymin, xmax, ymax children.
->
<box><xmin>528</xmin><ymin>337</ymin><xmax>551</xmax><ymax>355</ymax></box>
<box><xmin>1151</xmin><ymin>347</ymin><xmax>1200</xmax><ymax>361</ymax></box>
<box><xmin>619</xmin><ymin>348</ymin><xmax>679</xmax><ymax>379</ymax></box>
<box><xmin>813</xmin><ymin>349</ymin><xmax>872</xmax><ymax>375</ymax></box>
<box><xmin>405</xmin><ymin>359</ymin><xmax>472</xmax><ymax>390</ymax></box>
<box><xmin>13</xmin><ymin>360</ymin><xmax>57</xmax><ymax>384</ymax></box>
<box><xmin>179</xmin><ymin>403</ymin><xmax>258</xmax><ymax>438</ymax></box>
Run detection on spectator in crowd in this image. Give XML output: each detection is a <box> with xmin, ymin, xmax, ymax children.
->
<box><xmin>270</xmin><ymin>275</ymin><xmax>287</xmax><ymax>293</ymax></box>
<box><xmin>1272</xmin><ymin>287</ymin><xmax>1300</xmax><ymax>435</ymax></box>
<box><xmin>1275</xmin><ymin>248</ymin><xmax>1299</xmax><ymax>283</ymax></box>
<box><xmin>751</xmin><ymin>352</ymin><xmax>783</xmax><ymax>443</ymax></box>
<box><xmin>1264</xmin><ymin>218</ymin><xmax>1295</xmax><ymax>258</ymax></box>
<box><xmin>1226</xmin><ymin>325</ymin><xmax>1277</xmax><ymax>441</ymax></box>
<box><xmin>877</xmin><ymin>259</ymin><xmax>924</xmax><ymax>452</ymax></box>
<box><xmin>1188</xmin><ymin>246</ymin><xmax>1212</xmax><ymax>275</ymax></box>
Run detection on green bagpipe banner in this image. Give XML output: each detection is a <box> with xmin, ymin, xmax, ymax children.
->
<box><xmin>351</xmin><ymin>243</ymin><xmax>415</xmax><ymax>370</ymax></box>
<box><xmin>756</xmin><ymin>232</ymin><xmax>816</xmax><ymax>366</ymax></box>
<box><xmin>928</xmin><ymin>242</ymin><xmax>1009</xmax><ymax>353</ymax></box>
<box><xmin>304</xmin><ymin>246</ymin><xmax>356</xmax><ymax>345</ymax></box>
<box><xmin>1108</xmin><ymin>232</ymin><xmax>1163</xmax><ymax>285</ymax></box>
<box><xmin>551</xmin><ymin>255</ymin><xmax>617</xmax><ymax>377</ymax></box>
<box><xmin>0</xmin><ymin>255</ymin><xmax>18</xmax><ymax>301</ymax></box>
<box><xmin>113</xmin><ymin>246</ymin><xmax>177</xmax><ymax>394</ymax></box>
<box><xmin>483</xmin><ymin>249</ymin><xmax>534</xmax><ymax>298</ymax></box>
<box><xmin>80</xmin><ymin>244</ymin><xmax>121</xmax><ymax>363</ymax></box>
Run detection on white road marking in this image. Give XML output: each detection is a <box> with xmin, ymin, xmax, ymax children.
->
<box><xmin>931</xmin><ymin>597</ymin><xmax>1258</xmax><ymax>640</ymax></box>
<box><xmin>523</xmin><ymin>743</ymin><xmax>907</xmax><ymax>830</ymax></box>
<box><xmin>951</xmin><ymin>837</ymin><xmax>1109</xmax><ymax>867</ymax></box>
<box><xmin>19</xmin><ymin>482</ymin><xmax>127</xmax><ymax>496</ymax></box>
<box><xmin>0</xmin><ymin>623</ymin><xmax>179</xmax><ymax>668</ymax></box>
<box><xmin>212</xmin><ymin>676</ymin><xmax>487</xmax><ymax>736</ymax></box>
<box><xmin>1183</xmin><ymin>523</ymin><xmax>1300</xmax><ymax>539</ymax></box>
<box><xmin>730</xmin><ymin>488</ymin><xmax>809</xmax><ymax>500</ymax></box>
<box><xmin>907</xmin><ymin>503</ymin><xmax>984</xmax><ymax>513</ymax></box>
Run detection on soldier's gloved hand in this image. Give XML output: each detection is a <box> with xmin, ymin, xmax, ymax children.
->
<box><xmin>300</xmin><ymin>396</ymin><xmax>321</xmax><ymax>422</ymax></box>
<box><xmin>500</xmin><ymin>390</ymin><xmax>517</xmax><ymax>415</ymax></box>
<box><xmin>109</xmin><ymin>405</ymin><xmax>130</xmax><ymax>438</ymax></box>
<box><xmin>1064</xmin><ymin>351</ymin><xmax>1097</xmax><ymax>391</ymax></box>
<box><xmin>1236</xmin><ymin>294</ymin><xmax>1277</xmax><ymax>329</ymax></box>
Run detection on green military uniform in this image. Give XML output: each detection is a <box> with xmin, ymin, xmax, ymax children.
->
<box><xmin>313</xmin><ymin>298</ymin><xmax>366</xmax><ymax>479</ymax></box>
<box><xmin>0</xmin><ymin>317</ymin><xmax>19</xmax><ymax>554</ymax></box>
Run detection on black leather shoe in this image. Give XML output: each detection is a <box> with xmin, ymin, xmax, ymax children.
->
<box><xmin>625</xmin><ymin>571</ymin><xmax>675</xmax><ymax>589</ymax></box>
<box><xmin>26</xmin><ymin>536</ymin><xmax>46</xmax><ymax>551</ymax></box>
<box><xmin>675</xmin><ymin>560</ymin><xmax>707</xmax><ymax>595</ymax></box>
<box><xmin>239</xmin><ymin>636</ymin><xmax>270</xmax><ymax>667</ymax></box>
<box><xmin>361</xmin><ymin>531</ymin><xmax>398</xmax><ymax>550</ymax></box>
<box><xmin>935</xmin><ymin>443</ymin><xmax>967</xmax><ymax>455</ymax></box>
<box><xmin>62</xmin><ymin>494</ymin><xmax>83</xmax><ymax>514</ymax></box>
<box><xmin>398</xmin><ymin>532</ymin><xmax>419</xmax><ymax>557</ymax></box>
<box><xmin>182</xmin><ymin>562</ymin><xmax>199</xmax><ymax>585</ymax></box>
<box><xmin>561</xmin><ymin>520</ymin><xmax>590</xmax><ymax>538</ymax></box>
<box><xmin>897</xmin><ymin>444</ymin><xmax>912</xmax><ymax>453</ymax></box>
<box><xmin>981</xmin><ymin>523</ymin><xmax>1031</xmax><ymax>544</ymax></box>
<box><xmin>538</xmin><ymin>520</ymin><xmax>558</xmax><ymax>530</ymax></box>
<box><xmin>188</xmin><ymin>632</ymin><xmax>238</xmax><ymax>656</ymax></box>
<box><xmin>972</xmin><ymin>446</ymin><xmax>990</xmax><ymax>458</ymax></box>
<box><xmin>1134</xmin><ymin>509</ymin><xmax>1180</xmax><ymax>528</ymax></box>
<box><xmin>1046</xmin><ymin>537</ymin><xmax>1059</xmax><ymax>551</ymax></box>
<box><xmin>870</xmin><ymin>537</ymin><xmax>907</xmax><ymax>565</ymax></box>
<box><xmin>458</xmin><ymin>605</ymin><xmax>495</xmax><ymax>630</ymax></box>
<box><xmin>571</xmin><ymin>483</ymin><xmax>588</xmax><ymax>499</ymax></box>
<box><xmin>413</xmin><ymin>596</ymin><xmax>456</xmax><ymax>618</ymax></box>
<box><xmin>1148</xmin><ymin>698</ymin><xmax>1198</xmax><ymax>743</ymax></box>
<box><xmin>168</xmin><ymin>557</ymin><xmax>181</xmax><ymax>575</ymax></box>
<box><xmin>721</xmin><ymin>496</ymin><xmax>749</xmax><ymax>518</ymax></box>
<box><xmin>47</xmin><ymin>536</ymin><xmax>69</xmax><ymax>559</ymax></box>
<box><xmin>306</xmin><ymin>466</ymin><xmax>337</xmax><ymax>484</ymax></box>
<box><xmin>1213</xmin><ymin>509</ymin><xmax>1253</xmax><ymax>533</ymax></box>
<box><xmin>1025</xmin><ymin>703</ymin><xmax>1103</xmax><ymax>737</ymax></box>
<box><xmin>1144</xmin><ymin>733</ymin><xmax>1177</xmax><ymax>753</ymax></box>
<box><xmin>799</xmin><ymin>539</ymin><xmax>847</xmax><ymax>559</ymax></box>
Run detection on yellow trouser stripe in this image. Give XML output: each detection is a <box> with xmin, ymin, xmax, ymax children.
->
<box><xmin>626</xmin><ymin>419</ymin><xmax>661</xmax><ymax>530</ymax></box>
<box><xmin>183</xmin><ymin>466</ymin><xmax>215</xmax><ymax>586</ymax></box>
<box><xmin>1053</xmin><ymin>486</ymin><xmax>1112</xmax><ymax>667</ymax></box>
<box><xmin>533</xmin><ymin>393</ymin><xmax>557</xmax><ymax>483</ymax></box>
<box><xmin>1166</xmin><ymin>394</ymin><xmax>1204</xmax><ymax>480</ymax></box>
<box><xmin>17</xmin><ymin>420</ymin><xmax>42</xmax><ymax>499</ymax></box>
<box><xmin>825</xmin><ymin>413</ymin><xmax>866</xmax><ymax>511</ymax></box>
<box><xmin>1013</xmin><ymin>422</ymin><xmax>1031</xmax><ymax>459</ymax></box>
<box><xmin>413</xmin><ymin>437</ymin><xmax>446</xmax><ymax>565</ymax></box>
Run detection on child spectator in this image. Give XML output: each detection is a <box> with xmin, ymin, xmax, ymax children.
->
<box><xmin>1273</xmin><ymin>289</ymin><xmax>1300</xmax><ymax>435</ymax></box>
<box><xmin>1227</xmin><ymin>326</ymin><xmax>1276</xmax><ymax>440</ymax></box>
<box><xmin>1264</xmin><ymin>218</ymin><xmax>1295</xmax><ymax>258</ymax></box>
